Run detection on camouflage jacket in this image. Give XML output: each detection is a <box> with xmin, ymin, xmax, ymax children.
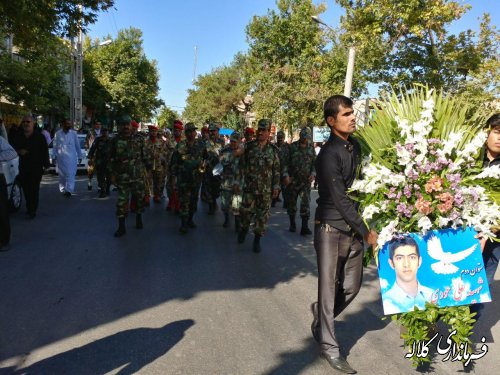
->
<box><xmin>146</xmin><ymin>137</ymin><xmax>167</xmax><ymax>172</ymax></box>
<box><xmin>276</xmin><ymin>142</ymin><xmax>290</xmax><ymax>177</ymax></box>
<box><xmin>87</xmin><ymin>136</ymin><xmax>111</xmax><ymax>168</ymax></box>
<box><xmin>108</xmin><ymin>134</ymin><xmax>149</xmax><ymax>180</ymax></box>
<box><xmin>170</xmin><ymin>139</ymin><xmax>205</xmax><ymax>183</ymax></box>
<box><xmin>84</xmin><ymin>129</ymin><xmax>100</xmax><ymax>149</ymax></box>
<box><xmin>282</xmin><ymin>141</ymin><xmax>316</xmax><ymax>182</ymax></box>
<box><xmin>204</xmin><ymin>137</ymin><xmax>225</xmax><ymax>168</ymax></box>
<box><xmin>236</xmin><ymin>140</ymin><xmax>280</xmax><ymax>194</ymax></box>
<box><xmin>219</xmin><ymin>145</ymin><xmax>240</xmax><ymax>190</ymax></box>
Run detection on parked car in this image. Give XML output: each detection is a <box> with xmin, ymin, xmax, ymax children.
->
<box><xmin>47</xmin><ymin>134</ymin><xmax>89</xmax><ymax>174</ymax></box>
<box><xmin>0</xmin><ymin>156</ymin><xmax>22</xmax><ymax>212</ymax></box>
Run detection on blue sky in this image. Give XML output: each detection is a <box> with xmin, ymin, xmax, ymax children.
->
<box><xmin>87</xmin><ymin>0</ymin><xmax>499</xmax><ymax>113</ymax></box>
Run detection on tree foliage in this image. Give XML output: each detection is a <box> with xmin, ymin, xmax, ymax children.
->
<box><xmin>157</xmin><ymin>106</ymin><xmax>179</xmax><ymax>129</ymax></box>
<box><xmin>183</xmin><ymin>53</ymin><xmax>249</xmax><ymax>126</ymax></box>
<box><xmin>244</xmin><ymin>0</ymin><xmax>360</xmax><ymax>133</ymax></box>
<box><xmin>83</xmin><ymin>28</ymin><xmax>163</xmax><ymax>121</ymax></box>
<box><xmin>0</xmin><ymin>0</ymin><xmax>114</xmax><ymax>48</ymax></box>
<box><xmin>0</xmin><ymin>33</ymin><xmax>70</xmax><ymax>116</ymax></box>
<box><xmin>335</xmin><ymin>0</ymin><xmax>499</xmax><ymax>107</ymax></box>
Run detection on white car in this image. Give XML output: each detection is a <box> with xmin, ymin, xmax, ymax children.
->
<box><xmin>0</xmin><ymin>156</ymin><xmax>22</xmax><ymax>212</ymax></box>
<box><xmin>47</xmin><ymin>134</ymin><xmax>89</xmax><ymax>174</ymax></box>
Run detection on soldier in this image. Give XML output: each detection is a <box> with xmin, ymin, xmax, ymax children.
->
<box><xmin>166</xmin><ymin>120</ymin><xmax>184</xmax><ymax>212</ymax></box>
<box><xmin>170</xmin><ymin>123</ymin><xmax>205</xmax><ymax>234</ymax></box>
<box><xmin>235</xmin><ymin>119</ymin><xmax>280</xmax><ymax>253</ymax></box>
<box><xmin>146</xmin><ymin>124</ymin><xmax>167</xmax><ymax>203</ymax></box>
<box><xmin>219</xmin><ymin>131</ymin><xmax>242</xmax><ymax>229</ymax></box>
<box><xmin>283</xmin><ymin>127</ymin><xmax>316</xmax><ymax>235</ymax></box>
<box><xmin>203</xmin><ymin>123</ymin><xmax>225</xmax><ymax>214</ymax></box>
<box><xmin>88</xmin><ymin>126</ymin><xmax>112</xmax><ymax>198</ymax></box>
<box><xmin>243</xmin><ymin>127</ymin><xmax>255</xmax><ymax>143</ymax></box>
<box><xmin>201</xmin><ymin>125</ymin><xmax>210</xmax><ymax>142</ymax></box>
<box><xmin>85</xmin><ymin>120</ymin><xmax>102</xmax><ymax>191</ymax></box>
<box><xmin>271</xmin><ymin>130</ymin><xmax>289</xmax><ymax>207</ymax></box>
<box><xmin>109</xmin><ymin>115</ymin><xmax>150</xmax><ymax>237</ymax></box>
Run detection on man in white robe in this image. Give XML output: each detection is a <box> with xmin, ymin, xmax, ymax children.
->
<box><xmin>52</xmin><ymin>119</ymin><xmax>82</xmax><ymax>196</ymax></box>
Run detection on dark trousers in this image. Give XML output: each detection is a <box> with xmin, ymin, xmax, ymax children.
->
<box><xmin>0</xmin><ymin>175</ymin><xmax>10</xmax><ymax>246</ymax></box>
<box><xmin>313</xmin><ymin>223</ymin><xmax>363</xmax><ymax>356</ymax></box>
<box><xmin>19</xmin><ymin>172</ymin><xmax>42</xmax><ymax>215</ymax></box>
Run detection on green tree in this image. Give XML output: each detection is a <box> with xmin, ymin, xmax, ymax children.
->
<box><xmin>157</xmin><ymin>106</ymin><xmax>179</xmax><ymax>129</ymax></box>
<box><xmin>0</xmin><ymin>0</ymin><xmax>114</xmax><ymax>48</ymax></box>
<box><xmin>83</xmin><ymin>28</ymin><xmax>163</xmax><ymax>121</ymax></box>
<box><xmin>335</xmin><ymin>0</ymin><xmax>499</xmax><ymax>104</ymax></box>
<box><xmin>244</xmin><ymin>0</ymin><xmax>356</xmax><ymax>133</ymax></box>
<box><xmin>183</xmin><ymin>53</ymin><xmax>249</xmax><ymax>126</ymax></box>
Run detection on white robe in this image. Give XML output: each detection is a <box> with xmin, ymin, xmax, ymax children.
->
<box><xmin>52</xmin><ymin>129</ymin><xmax>82</xmax><ymax>193</ymax></box>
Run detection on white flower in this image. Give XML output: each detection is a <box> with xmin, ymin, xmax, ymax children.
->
<box><xmin>377</xmin><ymin>220</ymin><xmax>399</xmax><ymax>248</ymax></box>
<box><xmin>473</xmin><ymin>165</ymin><xmax>500</xmax><ymax>179</ymax></box>
<box><xmin>457</xmin><ymin>131</ymin><xmax>487</xmax><ymax>161</ymax></box>
<box><xmin>439</xmin><ymin>131</ymin><xmax>464</xmax><ymax>157</ymax></box>
<box><xmin>438</xmin><ymin>216</ymin><xmax>450</xmax><ymax>227</ymax></box>
<box><xmin>362</xmin><ymin>204</ymin><xmax>379</xmax><ymax>221</ymax></box>
<box><xmin>417</xmin><ymin>216</ymin><xmax>432</xmax><ymax>233</ymax></box>
<box><xmin>396</xmin><ymin>144</ymin><xmax>413</xmax><ymax>165</ymax></box>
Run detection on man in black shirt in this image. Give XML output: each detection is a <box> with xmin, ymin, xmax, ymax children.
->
<box><xmin>311</xmin><ymin>95</ymin><xmax>377</xmax><ymax>374</ymax></box>
<box><xmin>10</xmin><ymin>116</ymin><xmax>50</xmax><ymax>219</ymax></box>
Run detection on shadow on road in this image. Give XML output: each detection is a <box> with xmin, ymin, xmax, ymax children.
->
<box><xmin>7</xmin><ymin>319</ymin><xmax>194</xmax><ymax>375</ymax></box>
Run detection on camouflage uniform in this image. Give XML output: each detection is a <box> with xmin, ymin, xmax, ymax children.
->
<box><xmin>236</xmin><ymin>120</ymin><xmax>280</xmax><ymax>248</ymax></box>
<box><xmin>85</xmin><ymin>127</ymin><xmax>101</xmax><ymax>190</ymax></box>
<box><xmin>170</xmin><ymin>123</ymin><xmax>205</xmax><ymax>232</ymax></box>
<box><xmin>219</xmin><ymin>132</ymin><xmax>242</xmax><ymax>229</ymax></box>
<box><xmin>202</xmin><ymin>125</ymin><xmax>225</xmax><ymax>214</ymax></box>
<box><xmin>166</xmin><ymin>122</ymin><xmax>184</xmax><ymax>212</ymax></box>
<box><xmin>272</xmin><ymin>130</ymin><xmax>290</xmax><ymax>207</ymax></box>
<box><xmin>146</xmin><ymin>130</ymin><xmax>167</xmax><ymax>202</ymax></box>
<box><xmin>87</xmin><ymin>131</ymin><xmax>111</xmax><ymax>196</ymax></box>
<box><xmin>283</xmin><ymin>127</ymin><xmax>316</xmax><ymax>235</ymax></box>
<box><xmin>109</xmin><ymin>131</ymin><xmax>149</xmax><ymax>218</ymax></box>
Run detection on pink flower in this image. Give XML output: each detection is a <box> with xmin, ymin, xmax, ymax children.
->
<box><xmin>438</xmin><ymin>192</ymin><xmax>454</xmax><ymax>203</ymax></box>
<box><xmin>415</xmin><ymin>197</ymin><xmax>433</xmax><ymax>215</ymax></box>
<box><xmin>425</xmin><ymin>176</ymin><xmax>443</xmax><ymax>193</ymax></box>
<box><xmin>437</xmin><ymin>200</ymin><xmax>453</xmax><ymax>213</ymax></box>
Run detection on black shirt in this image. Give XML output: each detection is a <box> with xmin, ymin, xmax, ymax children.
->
<box><xmin>10</xmin><ymin>129</ymin><xmax>50</xmax><ymax>175</ymax></box>
<box><xmin>315</xmin><ymin>132</ymin><xmax>369</xmax><ymax>238</ymax></box>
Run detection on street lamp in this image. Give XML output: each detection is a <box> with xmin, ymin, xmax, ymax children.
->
<box><xmin>70</xmin><ymin>35</ymin><xmax>112</xmax><ymax>131</ymax></box>
<box><xmin>311</xmin><ymin>15</ymin><xmax>356</xmax><ymax>98</ymax></box>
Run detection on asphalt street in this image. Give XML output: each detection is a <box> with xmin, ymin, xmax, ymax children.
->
<box><xmin>0</xmin><ymin>175</ymin><xmax>498</xmax><ymax>375</ymax></box>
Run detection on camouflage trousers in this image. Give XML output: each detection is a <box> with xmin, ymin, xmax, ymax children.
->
<box><xmin>285</xmin><ymin>182</ymin><xmax>311</xmax><ymax>218</ymax></box>
<box><xmin>148</xmin><ymin>169</ymin><xmax>165</xmax><ymax>198</ymax></box>
<box><xmin>201</xmin><ymin>172</ymin><xmax>221</xmax><ymax>202</ymax></box>
<box><xmin>178</xmin><ymin>181</ymin><xmax>201</xmax><ymax>217</ymax></box>
<box><xmin>95</xmin><ymin>166</ymin><xmax>111</xmax><ymax>191</ymax></box>
<box><xmin>240</xmin><ymin>191</ymin><xmax>272</xmax><ymax>236</ymax></box>
<box><xmin>116</xmin><ymin>178</ymin><xmax>145</xmax><ymax>218</ymax></box>
<box><xmin>220</xmin><ymin>188</ymin><xmax>241</xmax><ymax>213</ymax></box>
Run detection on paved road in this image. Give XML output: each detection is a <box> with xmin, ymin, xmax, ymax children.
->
<box><xmin>0</xmin><ymin>175</ymin><xmax>498</xmax><ymax>374</ymax></box>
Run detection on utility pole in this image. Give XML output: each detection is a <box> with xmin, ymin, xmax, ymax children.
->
<box><xmin>192</xmin><ymin>45</ymin><xmax>198</xmax><ymax>84</ymax></box>
<box><xmin>70</xmin><ymin>5</ymin><xmax>83</xmax><ymax>130</ymax></box>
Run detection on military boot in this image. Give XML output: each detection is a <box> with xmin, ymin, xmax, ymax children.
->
<box><xmin>253</xmin><ymin>234</ymin><xmax>262</xmax><ymax>253</ymax></box>
<box><xmin>300</xmin><ymin>217</ymin><xmax>312</xmax><ymax>235</ymax></box>
<box><xmin>223</xmin><ymin>212</ymin><xmax>230</xmax><ymax>228</ymax></box>
<box><xmin>114</xmin><ymin>217</ymin><xmax>126</xmax><ymax>237</ymax></box>
<box><xmin>237</xmin><ymin>228</ymin><xmax>248</xmax><ymax>244</ymax></box>
<box><xmin>234</xmin><ymin>215</ymin><xmax>241</xmax><ymax>233</ymax></box>
<box><xmin>289</xmin><ymin>215</ymin><xmax>296</xmax><ymax>232</ymax></box>
<box><xmin>136</xmin><ymin>214</ymin><xmax>143</xmax><ymax>229</ymax></box>
<box><xmin>87</xmin><ymin>180</ymin><xmax>92</xmax><ymax>191</ymax></box>
<box><xmin>179</xmin><ymin>217</ymin><xmax>188</xmax><ymax>234</ymax></box>
<box><xmin>187</xmin><ymin>213</ymin><xmax>197</xmax><ymax>228</ymax></box>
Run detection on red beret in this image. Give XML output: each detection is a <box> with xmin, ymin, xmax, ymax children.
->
<box><xmin>173</xmin><ymin>120</ymin><xmax>183</xmax><ymax>130</ymax></box>
<box><xmin>245</xmin><ymin>127</ymin><xmax>255</xmax><ymax>135</ymax></box>
<box><xmin>148</xmin><ymin>124</ymin><xmax>159</xmax><ymax>130</ymax></box>
<box><xmin>131</xmin><ymin>120</ymin><xmax>139</xmax><ymax>128</ymax></box>
<box><xmin>201</xmin><ymin>126</ymin><xmax>209</xmax><ymax>133</ymax></box>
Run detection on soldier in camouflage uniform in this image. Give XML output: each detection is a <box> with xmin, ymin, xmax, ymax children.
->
<box><xmin>87</xmin><ymin>126</ymin><xmax>111</xmax><ymax>198</ymax></box>
<box><xmin>84</xmin><ymin>120</ymin><xmax>102</xmax><ymax>191</ymax></box>
<box><xmin>109</xmin><ymin>115</ymin><xmax>151</xmax><ymax>237</ymax></box>
<box><xmin>170</xmin><ymin>123</ymin><xmax>205</xmax><ymax>234</ymax></box>
<box><xmin>219</xmin><ymin>131</ymin><xmax>242</xmax><ymax>229</ymax></box>
<box><xmin>235</xmin><ymin>119</ymin><xmax>280</xmax><ymax>253</ymax></box>
<box><xmin>271</xmin><ymin>130</ymin><xmax>289</xmax><ymax>207</ymax></box>
<box><xmin>283</xmin><ymin>127</ymin><xmax>316</xmax><ymax>235</ymax></box>
<box><xmin>166</xmin><ymin>120</ymin><xmax>184</xmax><ymax>213</ymax></box>
<box><xmin>203</xmin><ymin>123</ymin><xmax>225</xmax><ymax>214</ymax></box>
<box><xmin>146</xmin><ymin>124</ymin><xmax>167</xmax><ymax>203</ymax></box>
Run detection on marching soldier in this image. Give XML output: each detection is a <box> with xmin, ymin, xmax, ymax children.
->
<box><xmin>283</xmin><ymin>127</ymin><xmax>316</xmax><ymax>235</ymax></box>
<box><xmin>109</xmin><ymin>115</ymin><xmax>150</xmax><ymax>237</ymax></box>
<box><xmin>235</xmin><ymin>119</ymin><xmax>280</xmax><ymax>253</ymax></box>
<box><xmin>146</xmin><ymin>124</ymin><xmax>167</xmax><ymax>203</ymax></box>
<box><xmin>85</xmin><ymin>120</ymin><xmax>103</xmax><ymax>191</ymax></box>
<box><xmin>219</xmin><ymin>131</ymin><xmax>242</xmax><ymax>229</ymax></box>
<box><xmin>203</xmin><ymin>123</ymin><xmax>225</xmax><ymax>214</ymax></box>
<box><xmin>87</xmin><ymin>126</ymin><xmax>112</xmax><ymax>198</ymax></box>
<box><xmin>271</xmin><ymin>130</ymin><xmax>289</xmax><ymax>207</ymax></box>
<box><xmin>166</xmin><ymin>120</ymin><xmax>184</xmax><ymax>213</ymax></box>
<box><xmin>170</xmin><ymin>123</ymin><xmax>205</xmax><ymax>233</ymax></box>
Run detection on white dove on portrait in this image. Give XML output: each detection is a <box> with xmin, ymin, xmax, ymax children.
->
<box><xmin>427</xmin><ymin>236</ymin><xmax>477</xmax><ymax>274</ymax></box>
